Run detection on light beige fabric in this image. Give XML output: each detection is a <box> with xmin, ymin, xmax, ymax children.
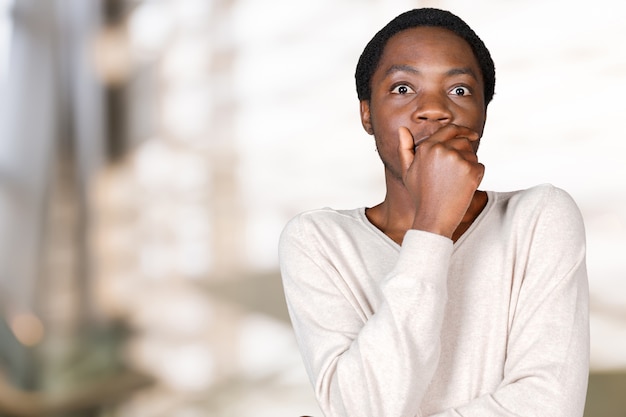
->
<box><xmin>279</xmin><ymin>184</ymin><xmax>589</xmax><ymax>417</ymax></box>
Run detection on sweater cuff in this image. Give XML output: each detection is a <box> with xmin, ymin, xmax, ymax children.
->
<box><xmin>390</xmin><ymin>229</ymin><xmax>453</xmax><ymax>286</ymax></box>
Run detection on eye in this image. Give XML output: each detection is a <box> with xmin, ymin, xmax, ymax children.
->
<box><xmin>391</xmin><ymin>84</ymin><xmax>414</xmax><ymax>95</ymax></box>
<box><xmin>450</xmin><ymin>86</ymin><xmax>471</xmax><ymax>96</ymax></box>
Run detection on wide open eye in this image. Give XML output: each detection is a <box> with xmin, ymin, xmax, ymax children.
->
<box><xmin>391</xmin><ymin>84</ymin><xmax>414</xmax><ymax>95</ymax></box>
<box><xmin>450</xmin><ymin>86</ymin><xmax>471</xmax><ymax>96</ymax></box>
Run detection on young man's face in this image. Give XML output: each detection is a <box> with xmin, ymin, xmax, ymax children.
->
<box><xmin>360</xmin><ymin>26</ymin><xmax>487</xmax><ymax>181</ymax></box>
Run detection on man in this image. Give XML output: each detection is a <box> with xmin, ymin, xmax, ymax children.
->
<box><xmin>279</xmin><ymin>8</ymin><xmax>588</xmax><ymax>417</ymax></box>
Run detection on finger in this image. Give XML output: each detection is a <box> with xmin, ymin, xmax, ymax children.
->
<box><xmin>397</xmin><ymin>126</ymin><xmax>415</xmax><ymax>176</ymax></box>
<box><xmin>439</xmin><ymin>137</ymin><xmax>478</xmax><ymax>163</ymax></box>
<box><xmin>428</xmin><ymin>124</ymin><xmax>480</xmax><ymax>144</ymax></box>
<box><xmin>447</xmin><ymin>124</ymin><xmax>480</xmax><ymax>141</ymax></box>
<box><xmin>447</xmin><ymin>136</ymin><xmax>478</xmax><ymax>152</ymax></box>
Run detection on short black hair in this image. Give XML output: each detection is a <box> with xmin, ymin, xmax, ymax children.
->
<box><xmin>355</xmin><ymin>8</ymin><xmax>495</xmax><ymax>106</ymax></box>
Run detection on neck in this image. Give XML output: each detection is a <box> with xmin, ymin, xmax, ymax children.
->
<box><xmin>365</xmin><ymin>170</ymin><xmax>487</xmax><ymax>245</ymax></box>
<box><xmin>365</xmin><ymin>172</ymin><xmax>419</xmax><ymax>245</ymax></box>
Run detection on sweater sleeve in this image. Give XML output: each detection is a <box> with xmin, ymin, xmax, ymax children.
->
<box><xmin>429</xmin><ymin>186</ymin><xmax>590</xmax><ymax>417</ymax></box>
<box><xmin>279</xmin><ymin>217</ymin><xmax>453</xmax><ymax>417</ymax></box>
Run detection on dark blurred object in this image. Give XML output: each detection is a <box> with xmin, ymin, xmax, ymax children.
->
<box><xmin>0</xmin><ymin>315</ymin><xmax>153</xmax><ymax>417</ymax></box>
<box><xmin>584</xmin><ymin>371</ymin><xmax>626</xmax><ymax>417</ymax></box>
<box><xmin>0</xmin><ymin>369</ymin><xmax>152</xmax><ymax>417</ymax></box>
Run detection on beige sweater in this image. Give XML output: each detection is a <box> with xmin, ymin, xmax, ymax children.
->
<box><xmin>279</xmin><ymin>184</ymin><xmax>589</xmax><ymax>417</ymax></box>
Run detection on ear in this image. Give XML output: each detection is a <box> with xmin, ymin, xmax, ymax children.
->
<box><xmin>359</xmin><ymin>100</ymin><xmax>374</xmax><ymax>135</ymax></box>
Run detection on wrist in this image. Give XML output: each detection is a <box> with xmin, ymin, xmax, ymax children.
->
<box><xmin>411</xmin><ymin>214</ymin><xmax>455</xmax><ymax>239</ymax></box>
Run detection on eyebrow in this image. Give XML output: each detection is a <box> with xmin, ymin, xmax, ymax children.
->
<box><xmin>384</xmin><ymin>64</ymin><xmax>479</xmax><ymax>80</ymax></box>
<box><xmin>385</xmin><ymin>64</ymin><xmax>420</xmax><ymax>76</ymax></box>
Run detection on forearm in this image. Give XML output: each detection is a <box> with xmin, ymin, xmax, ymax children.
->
<box><xmin>315</xmin><ymin>273</ymin><xmax>446</xmax><ymax>416</ymax></box>
<box><xmin>283</xmin><ymin>229</ymin><xmax>453</xmax><ymax>417</ymax></box>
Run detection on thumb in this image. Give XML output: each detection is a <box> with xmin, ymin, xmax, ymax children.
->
<box><xmin>397</xmin><ymin>126</ymin><xmax>415</xmax><ymax>177</ymax></box>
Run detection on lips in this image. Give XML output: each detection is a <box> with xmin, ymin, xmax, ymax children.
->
<box><xmin>411</xmin><ymin>124</ymin><xmax>447</xmax><ymax>148</ymax></box>
<box><xmin>414</xmin><ymin>135</ymin><xmax>430</xmax><ymax>148</ymax></box>
<box><xmin>412</xmin><ymin>129</ymin><xmax>439</xmax><ymax>148</ymax></box>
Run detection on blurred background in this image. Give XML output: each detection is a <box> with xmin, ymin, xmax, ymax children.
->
<box><xmin>0</xmin><ymin>0</ymin><xmax>624</xmax><ymax>415</ymax></box>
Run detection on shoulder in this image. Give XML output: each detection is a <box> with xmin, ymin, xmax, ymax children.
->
<box><xmin>495</xmin><ymin>184</ymin><xmax>582</xmax><ymax>221</ymax></box>
<box><xmin>516</xmin><ymin>183</ymin><xmax>577</xmax><ymax>206</ymax></box>
<box><xmin>495</xmin><ymin>183</ymin><xmax>585</xmax><ymax>247</ymax></box>
<box><xmin>281</xmin><ymin>207</ymin><xmax>363</xmax><ymax>235</ymax></box>
<box><xmin>278</xmin><ymin>207</ymin><xmax>374</xmax><ymax>278</ymax></box>
<box><xmin>504</xmin><ymin>184</ymin><xmax>580</xmax><ymax>215</ymax></box>
<box><xmin>279</xmin><ymin>207</ymin><xmax>365</xmax><ymax>250</ymax></box>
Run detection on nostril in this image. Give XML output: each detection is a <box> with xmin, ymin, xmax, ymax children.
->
<box><xmin>417</xmin><ymin>115</ymin><xmax>450</xmax><ymax>123</ymax></box>
<box><xmin>413</xmin><ymin>105</ymin><xmax>452</xmax><ymax>122</ymax></box>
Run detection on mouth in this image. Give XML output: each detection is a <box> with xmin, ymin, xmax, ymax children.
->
<box><xmin>413</xmin><ymin>135</ymin><xmax>430</xmax><ymax>150</ymax></box>
<box><xmin>411</xmin><ymin>124</ymin><xmax>448</xmax><ymax>149</ymax></box>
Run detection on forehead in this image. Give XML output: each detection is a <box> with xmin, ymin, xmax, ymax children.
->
<box><xmin>377</xmin><ymin>26</ymin><xmax>481</xmax><ymax>76</ymax></box>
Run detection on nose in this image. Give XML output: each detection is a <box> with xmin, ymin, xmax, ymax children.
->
<box><xmin>412</xmin><ymin>92</ymin><xmax>452</xmax><ymax>124</ymax></box>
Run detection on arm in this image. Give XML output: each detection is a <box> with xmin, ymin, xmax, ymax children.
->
<box><xmin>280</xmin><ymin>218</ymin><xmax>452</xmax><ymax>417</ymax></box>
<box><xmin>279</xmin><ymin>125</ymin><xmax>484</xmax><ymax>416</ymax></box>
<box><xmin>429</xmin><ymin>186</ymin><xmax>589</xmax><ymax>417</ymax></box>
